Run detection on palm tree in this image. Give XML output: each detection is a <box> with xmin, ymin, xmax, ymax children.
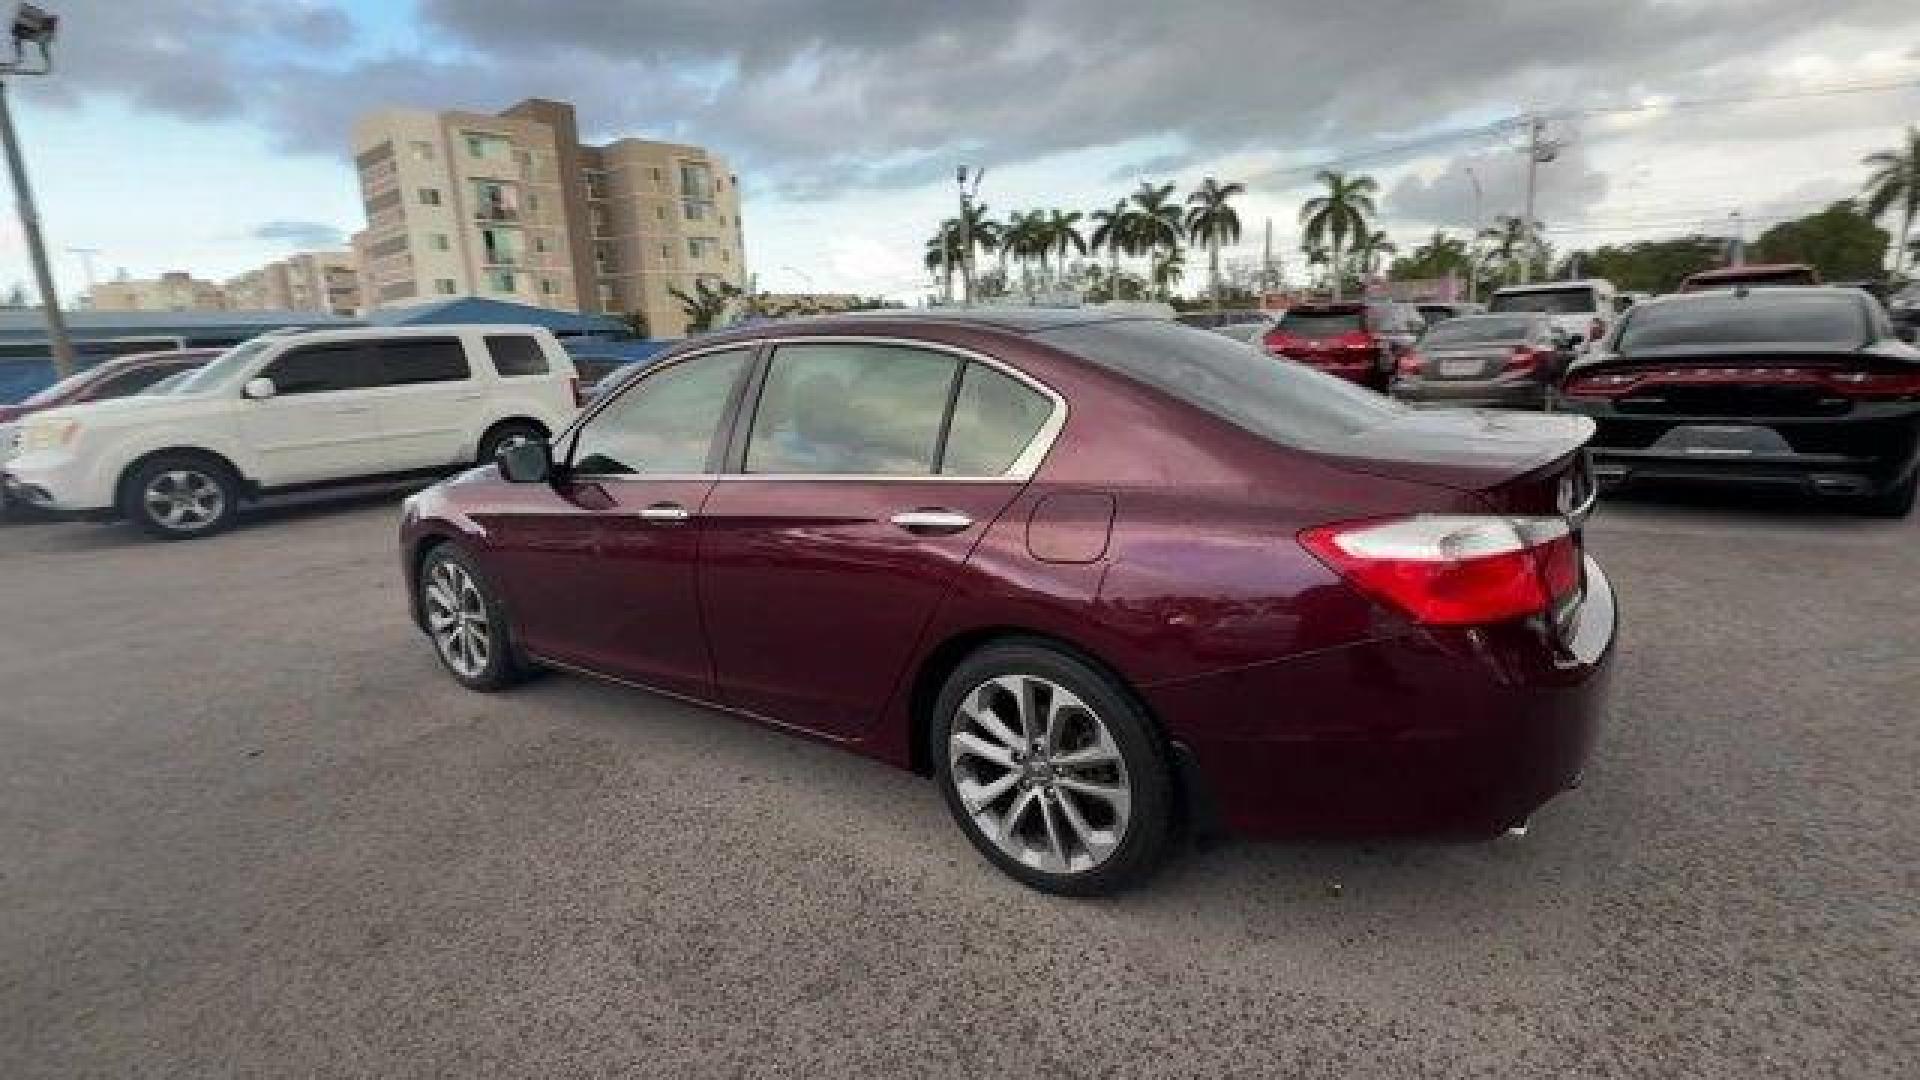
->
<box><xmin>925</xmin><ymin>220</ymin><xmax>963</xmax><ymax>302</ymax></box>
<box><xmin>1153</xmin><ymin>246</ymin><xmax>1186</xmax><ymax>298</ymax></box>
<box><xmin>1129</xmin><ymin>182</ymin><xmax>1184</xmax><ymax>299</ymax></box>
<box><xmin>669</xmin><ymin>278</ymin><xmax>740</xmax><ymax>333</ymax></box>
<box><xmin>1044</xmin><ymin>209</ymin><xmax>1087</xmax><ymax>290</ymax></box>
<box><xmin>1184</xmin><ymin>176</ymin><xmax>1245</xmax><ymax>314</ymax></box>
<box><xmin>1002</xmin><ymin>211</ymin><xmax>1047</xmax><ymax>295</ymax></box>
<box><xmin>1477</xmin><ymin>214</ymin><xmax>1542</xmax><ymax>285</ymax></box>
<box><xmin>954</xmin><ymin>202</ymin><xmax>1001</xmax><ymax>301</ymax></box>
<box><xmin>1089</xmin><ymin>198</ymin><xmax>1135</xmax><ymax>300</ymax></box>
<box><xmin>1355</xmin><ymin>229</ymin><xmax>1397</xmax><ymax>279</ymax></box>
<box><xmin>1863</xmin><ymin>126</ymin><xmax>1919</xmax><ymax>277</ymax></box>
<box><xmin>1299</xmin><ymin>170</ymin><xmax>1378</xmax><ymax>300</ymax></box>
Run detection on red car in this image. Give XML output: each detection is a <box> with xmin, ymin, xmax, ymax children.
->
<box><xmin>0</xmin><ymin>347</ymin><xmax>222</xmax><ymax>428</ymax></box>
<box><xmin>401</xmin><ymin>311</ymin><xmax>1616</xmax><ymax>894</ymax></box>
<box><xmin>1262</xmin><ymin>301</ymin><xmax>1423</xmax><ymax>391</ymax></box>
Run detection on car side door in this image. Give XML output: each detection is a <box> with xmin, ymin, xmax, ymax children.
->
<box><xmin>479</xmin><ymin>345</ymin><xmax>756</xmax><ymax>698</ymax></box>
<box><xmin>358</xmin><ymin>336</ymin><xmax>477</xmax><ymax>471</ymax></box>
<box><xmin>237</xmin><ymin>342</ymin><xmax>386</xmax><ymax>486</ymax></box>
<box><xmin>697</xmin><ymin>339</ymin><xmax>1062</xmax><ymax>741</ymax></box>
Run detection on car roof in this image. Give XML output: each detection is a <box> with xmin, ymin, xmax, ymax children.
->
<box><xmin>265</xmin><ymin>323</ymin><xmax>555</xmax><ymax>341</ymax></box>
<box><xmin>1492</xmin><ymin>279</ymin><xmax>1612</xmax><ymax>294</ymax></box>
<box><xmin>704</xmin><ymin>307</ymin><xmax>1155</xmax><ymax>338</ymax></box>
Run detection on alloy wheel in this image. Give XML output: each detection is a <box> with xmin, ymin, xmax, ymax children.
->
<box><xmin>948</xmin><ymin>674</ymin><xmax>1132</xmax><ymax>875</ymax></box>
<box><xmin>423</xmin><ymin>558</ymin><xmax>491</xmax><ymax>679</ymax></box>
<box><xmin>142</xmin><ymin>469</ymin><xmax>225</xmax><ymax>532</ymax></box>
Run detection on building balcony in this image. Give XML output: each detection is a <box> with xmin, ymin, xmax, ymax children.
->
<box><xmin>474</xmin><ymin>207</ymin><xmax>521</xmax><ymax>223</ymax></box>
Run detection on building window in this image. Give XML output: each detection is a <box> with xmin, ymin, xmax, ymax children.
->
<box><xmin>534</xmin><ymin>236</ymin><xmax>550</xmax><ymax>254</ymax></box>
<box><xmin>481</xmin><ymin>228</ymin><xmax>525</xmax><ymax>266</ymax></box>
<box><xmin>540</xmin><ymin>278</ymin><xmax>557</xmax><ymax>296</ymax></box>
<box><xmin>655</xmin><ymin>205</ymin><xmax>666</xmax><ymax>220</ymax></box>
<box><xmin>651</xmin><ymin>167</ymin><xmax>663</xmax><ymax>187</ymax></box>
<box><xmin>680</xmin><ymin>162</ymin><xmax>712</xmax><ymax>198</ymax></box>
<box><xmin>418</xmin><ymin>187</ymin><xmax>442</xmax><ymax>206</ymax></box>
<box><xmin>471</xmin><ymin>179</ymin><xmax>520</xmax><ymax>222</ymax></box>
<box><xmin>516</xmin><ymin>149</ymin><xmax>533</xmax><ymax>169</ymax></box>
<box><xmin>660</xmin><ymin>243</ymin><xmax>671</xmax><ymax>260</ymax></box>
<box><xmin>526</xmin><ymin>192</ymin><xmax>540</xmax><ymax>213</ymax></box>
<box><xmin>408</xmin><ymin>140</ymin><xmax>435</xmax><ymax>161</ymax></box>
<box><xmin>688</xmin><ymin>237</ymin><xmax>718</xmax><ymax>259</ymax></box>
<box><xmin>721</xmin><ymin>249</ymin><xmax>730</xmax><ymax>263</ymax></box>
<box><xmin>428</xmin><ymin>233</ymin><xmax>450</xmax><ymax>252</ymax></box>
<box><xmin>487</xmin><ymin>269</ymin><xmax>518</xmax><ymax>293</ymax></box>
<box><xmin>683</xmin><ymin>200</ymin><xmax>708</xmax><ymax>221</ymax></box>
<box><xmin>464</xmin><ymin>132</ymin><xmax>512</xmax><ymax>160</ymax></box>
<box><xmin>434</xmin><ymin>278</ymin><xmax>457</xmax><ymax>295</ymax></box>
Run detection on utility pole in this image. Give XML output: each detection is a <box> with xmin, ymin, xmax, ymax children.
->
<box><xmin>66</xmin><ymin>244</ymin><xmax>97</xmax><ymax>294</ymax></box>
<box><xmin>1727</xmin><ymin>210</ymin><xmax>1745</xmax><ymax>267</ymax></box>
<box><xmin>1261</xmin><ymin>217</ymin><xmax>1275</xmax><ymax>295</ymax></box>
<box><xmin>955</xmin><ymin>165</ymin><xmax>983</xmax><ymax>306</ymax></box>
<box><xmin>0</xmin><ymin>6</ymin><xmax>76</xmax><ymax>378</ymax></box>
<box><xmin>1518</xmin><ymin>114</ymin><xmax>1561</xmax><ymax>286</ymax></box>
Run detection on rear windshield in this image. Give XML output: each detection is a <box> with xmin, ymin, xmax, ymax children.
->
<box><xmin>1619</xmin><ymin>294</ymin><xmax>1867</xmax><ymax>350</ymax></box>
<box><xmin>20</xmin><ymin>368</ymin><xmax>95</xmax><ymax>406</ymax></box>
<box><xmin>1688</xmin><ymin>268</ymin><xmax>1815</xmax><ymax>289</ymax></box>
<box><xmin>1421</xmin><ymin>316</ymin><xmax>1540</xmax><ymax>347</ymax></box>
<box><xmin>1038</xmin><ymin>319</ymin><xmax>1403</xmax><ymax>450</ymax></box>
<box><xmin>1490</xmin><ymin>287</ymin><xmax>1597</xmax><ymax>314</ymax></box>
<box><xmin>1275</xmin><ymin>309</ymin><xmax>1363</xmax><ymax>337</ymax></box>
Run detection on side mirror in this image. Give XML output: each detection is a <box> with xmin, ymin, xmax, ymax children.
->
<box><xmin>1898</xmin><ymin>324</ymin><xmax>1917</xmax><ymax>344</ymax></box>
<box><xmin>243</xmin><ymin>377</ymin><xmax>277</xmax><ymax>400</ymax></box>
<box><xmin>498</xmin><ymin>437</ymin><xmax>553</xmax><ymax>484</ymax></box>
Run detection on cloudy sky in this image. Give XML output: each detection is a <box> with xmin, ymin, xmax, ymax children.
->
<box><xmin>3</xmin><ymin>0</ymin><xmax>1918</xmax><ymax>303</ymax></box>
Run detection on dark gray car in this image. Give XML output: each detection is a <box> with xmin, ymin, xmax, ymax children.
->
<box><xmin>1390</xmin><ymin>312</ymin><xmax>1570</xmax><ymax>410</ymax></box>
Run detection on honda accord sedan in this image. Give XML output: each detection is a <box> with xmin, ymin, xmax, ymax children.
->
<box><xmin>401</xmin><ymin>309</ymin><xmax>1616</xmax><ymax>894</ymax></box>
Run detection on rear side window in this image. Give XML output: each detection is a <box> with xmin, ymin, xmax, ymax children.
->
<box><xmin>1490</xmin><ymin>288</ymin><xmax>1597</xmax><ymax>314</ymax></box>
<box><xmin>941</xmin><ymin>363</ymin><xmax>1053</xmax><ymax>476</ymax></box>
<box><xmin>1277</xmin><ymin>310</ymin><xmax>1362</xmax><ymax>338</ymax></box>
<box><xmin>487</xmin><ymin>335</ymin><xmax>549</xmax><ymax>377</ymax></box>
<box><xmin>1618</xmin><ymin>295</ymin><xmax>1866</xmax><ymax>350</ymax></box>
<box><xmin>369</xmin><ymin>338</ymin><xmax>469</xmax><ymax>386</ymax></box>
<box><xmin>745</xmin><ymin>343</ymin><xmax>958</xmax><ymax>475</ymax></box>
<box><xmin>571</xmin><ymin>348</ymin><xmax>751</xmax><ymax>475</ymax></box>
<box><xmin>1039</xmin><ymin>319</ymin><xmax>1403</xmax><ymax>451</ymax></box>
<box><xmin>259</xmin><ymin>344</ymin><xmax>369</xmax><ymax>396</ymax></box>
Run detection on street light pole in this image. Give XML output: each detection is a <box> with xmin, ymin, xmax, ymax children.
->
<box><xmin>0</xmin><ymin>5</ymin><xmax>75</xmax><ymax>378</ymax></box>
<box><xmin>1464</xmin><ymin>166</ymin><xmax>1484</xmax><ymax>302</ymax></box>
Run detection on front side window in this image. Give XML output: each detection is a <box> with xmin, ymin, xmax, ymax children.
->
<box><xmin>368</xmin><ymin>338</ymin><xmax>469</xmax><ymax>386</ymax></box>
<box><xmin>746</xmin><ymin>344</ymin><xmax>958</xmax><ymax>475</ymax></box>
<box><xmin>571</xmin><ymin>349</ymin><xmax>751</xmax><ymax>475</ymax></box>
<box><xmin>89</xmin><ymin>364</ymin><xmax>184</xmax><ymax>400</ymax></box>
<box><xmin>942</xmin><ymin>364</ymin><xmax>1052</xmax><ymax>475</ymax></box>
<box><xmin>486</xmin><ymin>335</ymin><xmax>548</xmax><ymax>377</ymax></box>
<box><xmin>259</xmin><ymin>344</ymin><xmax>369</xmax><ymax>396</ymax></box>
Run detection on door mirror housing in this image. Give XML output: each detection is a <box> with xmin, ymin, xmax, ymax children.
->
<box><xmin>243</xmin><ymin>377</ymin><xmax>277</xmax><ymax>400</ymax></box>
<box><xmin>498</xmin><ymin>437</ymin><xmax>553</xmax><ymax>484</ymax></box>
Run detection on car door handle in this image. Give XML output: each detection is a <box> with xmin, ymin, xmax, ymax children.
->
<box><xmin>639</xmin><ymin>502</ymin><xmax>691</xmax><ymax>523</ymax></box>
<box><xmin>891</xmin><ymin>509</ymin><xmax>973</xmax><ymax>535</ymax></box>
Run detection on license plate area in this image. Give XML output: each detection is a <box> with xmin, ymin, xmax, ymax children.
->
<box><xmin>1439</xmin><ymin>357</ymin><xmax>1482</xmax><ymax>379</ymax></box>
<box><xmin>1650</xmin><ymin>424</ymin><xmax>1793</xmax><ymax>456</ymax></box>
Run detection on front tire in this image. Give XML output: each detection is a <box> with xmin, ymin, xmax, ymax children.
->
<box><xmin>931</xmin><ymin>641</ymin><xmax>1175</xmax><ymax>896</ymax></box>
<box><xmin>418</xmin><ymin>544</ymin><xmax>526</xmax><ymax>691</ymax></box>
<box><xmin>123</xmin><ymin>454</ymin><xmax>239</xmax><ymax>540</ymax></box>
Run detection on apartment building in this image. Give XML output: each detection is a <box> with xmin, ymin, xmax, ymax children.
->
<box><xmin>351</xmin><ymin>98</ymin><xmax>745</xmax><ymax>336</ymax></box>
<box><xmin>89</xmin><ymin>272</ymin><xmax>228</xmax><ymax>313</ymax></box>
<box><xmin>225</xmin><ymin>252</ymin><xmax>362</xmax><ymax>315</ymax></box>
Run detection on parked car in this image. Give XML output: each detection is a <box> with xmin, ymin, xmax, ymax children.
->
<box><xmin>1555</xmin><ymin>288</ymin><xmax>1920</xmax><ymax>516</ymax></box>
<box><xmin>1414</xmin><ymin>302</ymin><xmax>1484</xmax><ymax>325</ymax></box>
<box><xmin>572</xmin><ymin>354</ymin><xmax>641</xmax><ymax>403</ymax></box>
<box><xmin>0</xmin><ymin>348</ymin><xmax>221</xmax><ymax>467</ymax></box>
<box><xmin>1261</xmin><ymin>300</ymin><xmax>1424</xmax><ymax>391</ymax></box>
<box><xmin>402</xmin><ymin>309</ymin><xmax>1616</xmax><ymax>895</ymax></box>
<box><xmin>1679</xmin><ymin>263</ymin><xmax>1819</xmax><ymax>292</ymax></box>
<box><xmin>1392</xmin><ymin>313</ymin><xmax>1572</xmax><ymax>409</ymax></box>
<box><xmin>1</xmin><ymin>325</ymin><xmax>581</xmax><ymax>538</ymax></box>
<box><xmin>1210</xmin><ymin>319</ymin><xmax>1270</xmax><ymax>344</ymax></box>
<box><xmin>1489</xmin><ymin>280</ymin><xmax>1618</xmax><ymax>352</ymax></box>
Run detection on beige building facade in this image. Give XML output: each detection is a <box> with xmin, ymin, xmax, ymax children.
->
<box><xmin>90</xmin><ymin>272</ymin><xmax>228</xmax><ymax>312</ymax></box>
<box><xmin>224</xmin><ymin>252</ymin><xmax>361</xmax><ymax>315</ymax></box>
<box><xmin>352</xmin><ymin>98</ymin><xmax>744</xmax><ymax>336</ymax></box>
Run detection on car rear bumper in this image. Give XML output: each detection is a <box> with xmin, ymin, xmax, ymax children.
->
<box><xmin>1392</xmin><ymin>379</ymin><xmax>1548</xmax><ymax>410</ymax></box>
<box><xmin>1144</xmin><ymin>556</ymin><xmax>1617</xmax><ymax>840</ymax></box>
<box><xmin>1553</xmin><ymin>396</ymin><xmax>1920</xmax><ymax>495</ymax></box>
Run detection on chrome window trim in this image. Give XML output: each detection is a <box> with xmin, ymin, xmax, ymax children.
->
<box><xmin>565</xmin><ymin>333</ymin><xmax>1068</xmax><ymax>485</ymax></box>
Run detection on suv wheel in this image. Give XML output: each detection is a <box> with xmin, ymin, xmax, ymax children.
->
<box><xmin>123</xmin><ymin>454</ymin><xmax>238</xmax><ymax>540</ymax></box>
<box><xmin>419</xmin><ymin>544</ymin><xmax>526</xmax><ymax>691</ymax></box>
<box><xmin>1860</xmin><ymin>471</ymin><xmax>1916</xmax><ymax>518</ymax></box>
<box><xmin>477</xmin><ymin>421</ymin><xmax>545</xmax><ymax>466</ymax></box>
<box><xmin>931</xmin><ymin>641</ymin><xmax>1175</xmax><ymax>895</ymax></box>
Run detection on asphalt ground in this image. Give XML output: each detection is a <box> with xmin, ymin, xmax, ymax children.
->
<box><xmin>1</xmin><ymin>485</ymin><xmax>1914</xmax><ymax>1078</ymax></box>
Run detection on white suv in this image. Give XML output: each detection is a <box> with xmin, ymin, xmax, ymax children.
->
<box><xmin>1</xmin><ymin>325</ymin><xmax>579</xmax><ymax>539</ymax></box>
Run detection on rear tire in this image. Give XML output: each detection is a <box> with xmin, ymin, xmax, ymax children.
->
<box><xmin>122</xmin><ymin>453</ymin><xmax>239</xmax><ymax>540</ymax></box>
<box><xmin>476</xmin><ymin>420</ymin><xmax>546</xmax><ymax>466</ymax></box>
<box><xmin>1859</xmin><ymin>471</ymin><xmax>1916</xmax><ymax>518</ymax></box>
<box><xmin>931</xmin><ymin>641</ymin><xmax>1175</xmax><ymax>896</ymax></box>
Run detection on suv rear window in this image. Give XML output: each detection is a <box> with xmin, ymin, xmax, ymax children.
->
<box><xmin>1276</xmin><ymin>310</ymin><xmax>1363</xmax><ymax>338</ymax></box>
<box><xmin>1039</xmin><ymin>319</ymin><xmax>1402</xmax><ymax>451</ymax></box>
<box><xmin>1421</xmin><ymin>316</ymin><xmax>1540</xmax><ymax>347</ymax></box>
<box><xmin>1490</xmin><ymin>287</ymin><xmax>1597</xmax><ymax>315</ymax></box>
<box><xmin>370</xmin><ymin>338</ymin><xmax>469</xmax><ymax>385</ymax></box>
<box><xmin>487</xmin><ymin>335</ymin><xmax>549</xmax><ymax>377</ymax></box>
<box><xmin>1618</xmin><ymin>294</ymin><xmax>1866</xmax><ymax>350</ymax></box>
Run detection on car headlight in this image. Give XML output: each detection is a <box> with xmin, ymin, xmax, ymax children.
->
<box><xmin>20</xmin><ymin>418</ymin><xmax>81</xmax><ymax>452</ymax></box>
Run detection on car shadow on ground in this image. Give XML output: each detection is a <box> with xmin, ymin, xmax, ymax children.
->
<box><xmin>0</xmin><ymin>482</ymin><xmax>423</xmax><ymax>551</ymax></box>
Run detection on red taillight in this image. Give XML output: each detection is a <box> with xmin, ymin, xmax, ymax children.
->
<box><xmin>1504</xmin><ymin>346</ymin><xmax>1543</xmax><ymax>374</ymax></box>
<box><xmin>1398</xmin><ymin>351</ymin><xmax>1426</xmax><ymax>376</ymax></box>
<box><xmin>1562</xmin><ymin>371</ymin><xmax>1641</xmax><ymax>397</ymax></box>
<box><xmin>570</xmin><ymin>376</ymin><xmax>585</xmax><ymax>409</ymax></box>
<box><xmin>1332</xmin><ymin>331</ymin><xmax>1376</xmax><ymax>351</ymax></box>
<box><xmin>1822</xmin><ymin>368</ymin><xmax>1920</xmax><ymax>398</ymax></box>
<box><xmin>1301</xmin><ymin>515</ymin><xmax>1579</xmax><ymax>626</ymax></box>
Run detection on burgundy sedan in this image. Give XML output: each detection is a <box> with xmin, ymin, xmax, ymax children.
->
<box><xmin>401</xmin><ymin>310</ymin><xmax>1616</xmax><ymax>894</ymax></box>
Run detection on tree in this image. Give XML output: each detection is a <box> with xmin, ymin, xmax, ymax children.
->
<box><xmin>1043</xmin><ymin>209</ymin><xmax>1086</xmax><ymax>290</ymax></box>
<box><xmin>1477</xmin><ymin>214</ymin><xmax>1547</xmax><ymax>285</ymax></box>
<box><xmin>953</xmin><ymin>201</ymin><xmax>1001</xmax><ymax>300</ymax></box>
<box><xmin>1002</xmin><ymin>211</ymin><xmax>1048</xmax><ymax>295</ymax></box>
<box><xmin>618</xmin><ymin>308</ymin><xmax>652</xmax><ymax>339</ymax></box>
<box><xmin>669</xmin><ymin>278</ymin><xmax>740</xmax><ymax>334</ymax></box>
<box><xmin>1089</xmin><ymin>198</ymin><xmax>1135</xmax><ymax>298</ymax></box>
<box><xmin>1862</xmin><ymin>126</ymin><xmax>1918</xmax><ymax>278</ymax></box>
<box><xmin>1752</xmin><ymin>200</ymin><xmax>1889</xmax><ymax>282</ymax></box>
<box><xmin>1184</xmin><ymin>176</ymin><xmax>1245</xmax><ymax>315</ymax></box>
<box><xmin>1153</xmin><ymin>246</ymin><xmax>1186</xmax><ymax>297</ymax></box>
<box><xmin>1553</xmin><ymin>236</ymin><xmax>1722</xmax><ymax>292</ymax></box>
<box><xmin>1354</xmin><ymin>229</ymin><xmax>1396</xmax><ymax>279</ymax></box>
<box><xmin>1299</xmin><ymin>171</ymin><xmax>1377</xmax><ymax>300</ymax></box>
<box><xmin>1390</xmin><ymin>231</ymin><xmax>1473</xmax><ymax>282</ymax></box>
<box><xmin>925</xmin><ymin>220</ymin><xmax>964</xmax><ymax>302</ymax></box>
<box><xmin>1129</xmin><ymin>182</ymin><xmax>1184</xmax><ymax>300</ymax></box>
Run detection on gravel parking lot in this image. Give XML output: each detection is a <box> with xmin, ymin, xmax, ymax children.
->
<box><xmin>1</xmin><ymin>488</ymin><xmax>1914</xmax><ymax>1078</ymax></box>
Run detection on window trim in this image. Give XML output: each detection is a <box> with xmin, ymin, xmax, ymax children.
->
<box><xmin>555</xmin><ymin>335</ymin><xmax>1068</xmax><ymax>484</ymax></box>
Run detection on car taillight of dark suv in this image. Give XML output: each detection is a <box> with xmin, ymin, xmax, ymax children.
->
<box><xmin>1262</xmin><ymin>302</ymin><xmax>1411</xmax><ymax>391</ymax></box>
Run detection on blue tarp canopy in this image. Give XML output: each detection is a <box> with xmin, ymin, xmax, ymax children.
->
<box><xmin>365</xmin><ymin>297</ymin><xmax>630</xmax><ymax>338</ymax></box>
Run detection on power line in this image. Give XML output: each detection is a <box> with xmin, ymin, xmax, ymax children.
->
<box><xmin>1566</xmin><ymin>75</ymin><xmax>1920</xmax><ymax>118</ymax></box>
